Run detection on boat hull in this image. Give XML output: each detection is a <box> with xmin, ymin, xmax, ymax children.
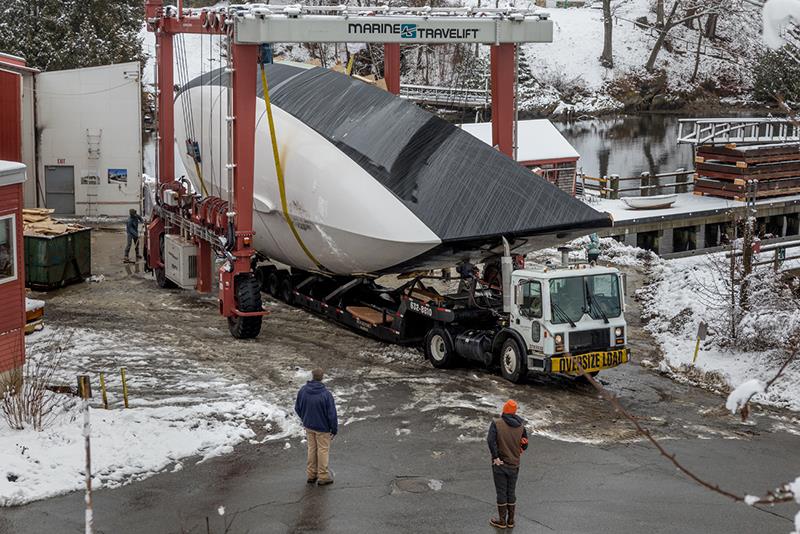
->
<box><xmin>174</xmin><ymin>63</ymin><xmax>611</xmax><ymax>275</ymax></box>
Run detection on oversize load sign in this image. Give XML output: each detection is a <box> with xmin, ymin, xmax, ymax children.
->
<box><xmin>551</xmin><ymin>349</ymin><xmax>629</xmax><ymax>375</ymax></box>
<box><xmin>348</xmin><ymin>22</ymin><xmax>480</xmax><ymax>40</ymax></box>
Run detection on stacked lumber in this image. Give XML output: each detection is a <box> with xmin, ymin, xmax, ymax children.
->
<box><xmin>22</xmin><ymin>208</ymin><xmax>84</xmax><ymax>236</ymax></box>
<box><xmin>693</xmin><ymin>143</ymin><xmax>800</xmax><ymax>201</ymax></box>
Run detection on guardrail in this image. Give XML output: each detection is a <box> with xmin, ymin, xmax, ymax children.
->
<box><xmin>399</xmin><ymin>83</ymin><xmax>489</xmax><ymax>108</ymax></box>
<box><xmin>578</xmin><ymin>169</ymin><xmax>694</xmax><ymax>199</ymax></box>
<box><xmin>726</xmin><ymin>239</ymin><xmax>800</xmax><ymax>272</ymax></box>
<box><xmin>677</xmin><ymin>118</ymin><xmax>800</xmax><ymax>146</ymax></box>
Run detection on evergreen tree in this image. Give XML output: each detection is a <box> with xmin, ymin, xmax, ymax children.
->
<box><xmin>752</xmin><ymin>47</ymin><xmax>800</xmax><ymax>103</ymax></box>
<box><xmin>0</xmin><ymin>0</ymin><xmax>143</xmax><ymax>71</ymax></box>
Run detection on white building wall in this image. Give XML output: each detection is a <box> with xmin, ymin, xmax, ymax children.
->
<box><xmin>36</xmin><ymin>62</ymin><xmax>142</xmax><ymax>216</ymax></box>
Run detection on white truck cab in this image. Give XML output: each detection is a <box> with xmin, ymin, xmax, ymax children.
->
<box><xmin>507</xmin><ymin>264</ymin><xmax>629</xmax><ymax>377</ymax></box>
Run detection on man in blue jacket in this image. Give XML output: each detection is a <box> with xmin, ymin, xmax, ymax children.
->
<box><xmin>295</xmin><ymin>368</ymin><xmax>338</xmax><ymax>485</ymax></box>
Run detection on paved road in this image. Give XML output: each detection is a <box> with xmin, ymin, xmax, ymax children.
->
<box><xmin>2</xmin><ymin>228</ymin><xmax>798</xmax><ymax>533</ymax></box>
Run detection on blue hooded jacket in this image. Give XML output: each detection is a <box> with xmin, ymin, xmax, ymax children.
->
<box><xmin>295</xmin><ymin>381</ymin><xmax>338</xmax><ymax>435</ymax></box>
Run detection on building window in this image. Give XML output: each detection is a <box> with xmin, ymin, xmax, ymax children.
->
<box><xmin>636</xmin><ymin>230</ymin><xmax>660</xmax><ymax>253</ymax></box>
<box><xmin>673</xmin><ymin>226</ymin><xmax>698</xmax><ymax>252</ymax></box>
<box><xmin>0</xmin><ymin>215</ymin><xmax>17</xmax><ymax>284</ymax></box>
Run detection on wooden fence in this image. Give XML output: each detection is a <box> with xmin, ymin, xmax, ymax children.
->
<box><xmin>578</xmin><ymin>169</ymin><xmax>695</xmax><ymax>199</ymax></box>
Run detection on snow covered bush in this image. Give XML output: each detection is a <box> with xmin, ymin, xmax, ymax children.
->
<box><xmin>2</xmin><ymin>332</ymin><xmax>73</xmax><ymax>431</ymax></box>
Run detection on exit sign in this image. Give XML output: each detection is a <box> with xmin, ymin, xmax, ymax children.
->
<box><xmin>57</xmin><ymin>158</ymin><xmax>65</xmax><ymax>164</ymax></box>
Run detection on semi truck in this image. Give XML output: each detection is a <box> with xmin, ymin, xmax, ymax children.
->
<box><xmin>256</xmin><ymin>241</ymin><xmax>629</xmax><ymax>383</ymax></box>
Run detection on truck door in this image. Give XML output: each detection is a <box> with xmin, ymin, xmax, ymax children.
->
<box><xmin>515</xmin><ymin>279</ymin><xmax>543</xmax><ymax>350</ymax></box>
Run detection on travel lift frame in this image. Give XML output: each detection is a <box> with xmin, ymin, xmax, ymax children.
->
<box><xmin>143</xmin><ymin>1</ymin><xmax>553</xmax><ymax>338</ymax></box>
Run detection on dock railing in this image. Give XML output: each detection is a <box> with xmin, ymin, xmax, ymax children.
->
<box><xmin>578</xmin><ymin>169</ymin><xmax>695</xmax><ymax>199</ymax></box>
<box><xmin>726</xmin><ymin>239</ymin><xmax>800</xmax><ymax>273</ymax></box>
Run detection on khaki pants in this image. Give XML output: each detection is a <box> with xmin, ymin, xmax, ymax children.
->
<box><xmin>306</xmin><ymin>428</ymin><xmax>332</xmax><ymax>481</ymax></box>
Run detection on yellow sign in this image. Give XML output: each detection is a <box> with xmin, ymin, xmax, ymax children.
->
<box><xmin>551</xmin><ymin>349</ymin><xmax>629</xmax><ymax>375</ymax></box>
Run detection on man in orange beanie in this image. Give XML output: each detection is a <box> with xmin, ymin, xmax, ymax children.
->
<box><xmin>486</xmin><ymin>399</ymin><xmax>529</xmax><ymax>529</ymax></box>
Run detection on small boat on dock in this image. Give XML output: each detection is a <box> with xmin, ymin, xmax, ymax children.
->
<box><xmin>621</xmin><ymin>194</ymin><xmax>678</xmax><ymax>210</ymax></box>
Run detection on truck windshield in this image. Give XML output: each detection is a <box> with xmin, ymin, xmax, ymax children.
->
<box><xmin>549</xmin><ymin>274</ymin><xmax>622</xmax><ymax>324</ymax></box>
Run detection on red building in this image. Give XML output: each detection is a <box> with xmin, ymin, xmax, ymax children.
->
<box><xmin>0</xmin><ymin>161</ymin><xmax>26</xmax><ymax>387</ymax></box>
<box><xmin>460</xmin><ymin>119</ymin><xmax>581</xmax><ymax>196</ymax></box>
<box><xmin>0</xmin><ymin>52</ymin><xmax>28</xmax><ymax>388</ymax></box>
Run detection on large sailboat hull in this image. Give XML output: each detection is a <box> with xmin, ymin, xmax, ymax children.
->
<box><xmin>174</xmin><ymin>63</ymin><xmax>610</xmax><ymax>275</ymax></box>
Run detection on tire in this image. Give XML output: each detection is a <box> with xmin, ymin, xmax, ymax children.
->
<box><xmin>255</xmin><ymin>265</ymin><xmax>275</xmax><ymax>292</ymax></box>
<box><xmin>499</xmin><ymin>338</ymin><xmax>527</xmax><ymax>384</ymax></box>
<box><xmin>228</xmin><ymin>274</ymin><xmax>263</xmax><ymax>339</ymax></box>
<box><xmin>155</xmin><ymin>234</ymin><xmax>176</xmax><ymax>288</ymax></box>
<box><xmin>154</xmin><ymin>266</ymin><xmax>176</xmax><ymax>289</ymax></box>
<box><xmin>267</xmin><ymin>271</ymin><xmax>281</xmax><ymax>297</ymax></box>
<box><xmin>280</xmin><ymin>277</ymin><xmax>293</xmax><ymax>304</ymax></box>
<box><xmin>424</xmin><ymin>327</ymin><xmax>457</xmax><ymax>369</ymax></box>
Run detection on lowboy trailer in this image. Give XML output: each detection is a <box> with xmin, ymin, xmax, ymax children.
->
<box><xmin>257</xmin><ymin>241</ymin><xmax>630</xmax><ymax>383</ymax></box>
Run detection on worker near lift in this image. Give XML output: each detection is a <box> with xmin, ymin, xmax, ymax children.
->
<box><xmin>294</xmin><ymin>368</ymin><xmax>338</xmax><ymax>486</ymax></box>
<box><xmin>123</xmin><ymin>208</ymin><xmax>144</xmax><ymax>263</ymax></box>
<box><xmin>487</xmin><ymin>399</ymin><xmax>529</xmax><ymax>529</ymax></box>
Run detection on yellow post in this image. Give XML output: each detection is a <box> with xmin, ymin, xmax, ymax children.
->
<box><xmin>99</xmin><ymin>373</ymin><xmax>108</xmax><ymax>409</ymax></box>
<box><xmin>692</xmin><ymin>336</ymin><xmax>702</xmax><ymax>364</ymax></box>
<box><xmin>120</xmin><ymin>368</ymin><xmax>129</xmax><ymax>409</ymax></box>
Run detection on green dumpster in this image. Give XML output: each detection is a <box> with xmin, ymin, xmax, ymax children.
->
<box><xmin>24</xmin><ymin>228</ymin><xmax>92</xmax><ymax>290</ymax></box>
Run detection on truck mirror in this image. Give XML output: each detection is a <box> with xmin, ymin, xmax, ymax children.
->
<box><xmin>515</xmin><ymin>284</ymin><xmax>524</xmax><ymax>306</ymax></box>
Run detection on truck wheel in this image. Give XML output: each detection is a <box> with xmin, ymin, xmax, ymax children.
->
<box><xmin>425</xmin><ymin>327</ymin><xmax>456</xmax><ymax>369</ymax></box>
<box><xmin>280</xmin><ymin>277</ymin><xmax>294</xmax><ymax>304</ymax></box>
<box><xmin>267</xmin><ymin>271</ymin><xmax>281</xmax><ymax>297</ymax></box>
<box><xmin>255</xmin><ymin>265</ymin><xmax>275</xmax><ymax>293</ymax></box>
<box><xmin>155</xmin><ymin>234</ymin><xmax>176</xmax><ymax>289</ymax></box>
<box><xmin>500</xmin><ymin>338</ymin><xmax>527</xmax><ymax>384</ymax></box>
<box><xmin>228</xmin><ymin>274</ymin><xmax>263</xmax><ymax>339</ymax></box>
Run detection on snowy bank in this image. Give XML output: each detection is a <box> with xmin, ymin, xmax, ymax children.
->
<box><xmin>1</xmin><ymin>327</ymin><xmax>301</xmax><ymax>506</ymax></box>
<box><xmin>639</xmin><ymin>252</ymin><xmax>800</xmax><ymax>411</ymax></box>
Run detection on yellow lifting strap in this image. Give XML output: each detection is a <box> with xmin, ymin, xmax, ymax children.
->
<box><xmin>346</xmin><ymin>55</ymin><xmax>355</xmax><ymax>76</ymax></box>
<box><xmin>259</xmin><ymin>63</ymin><xmax>328</xmax><ymax>272</ymax></box>
<box><xmin>193</xmin><ymin>159</ymin><xmax>209</xmax><ymax>197</ymax></box>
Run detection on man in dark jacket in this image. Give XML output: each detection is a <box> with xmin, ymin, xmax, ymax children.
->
<box><xmin>295</xmin><ymin>368</ymin><xmax>338</xmax><ymax>485</ymax></box>
<box><xmin>487</xmin><ymin>399</ymin><xmax>529</xmax><ymax>529</ymax></box>
<box><xmin>124</xmin><ymin>208</ymin><xmax>144</xmax><ymax>263</ymax></box>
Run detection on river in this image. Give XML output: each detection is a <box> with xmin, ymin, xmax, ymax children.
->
<box><xmin>553</xmin><ymin>114</ymin><xmax>697</xmax><ymax>178</ymax></box>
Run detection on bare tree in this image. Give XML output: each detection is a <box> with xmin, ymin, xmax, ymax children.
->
<box><xmin>645</xmin><ymin>0</ymin><xmax>722</xmax><ymax>72</ymax></box>
<box><xmin>600</xmin><ymin>0</ymin><xmax>614</xmax><ymax>68</ymax></box>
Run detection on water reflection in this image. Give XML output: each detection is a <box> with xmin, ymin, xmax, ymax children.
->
<box><xmin>553</xmin><ymin>115</ymin><xmax>695</xmax><ymax>178</ymax></box>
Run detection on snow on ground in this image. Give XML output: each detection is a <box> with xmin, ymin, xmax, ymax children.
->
<box><xmin>638</xmin><ymin>251</ymin><xmax>800</xmax><ymax>411</ymax></box>
<box><xmin>0</xmin><ymin>327</ymin><xmax>300</xmax><ymax>506</ymax></box>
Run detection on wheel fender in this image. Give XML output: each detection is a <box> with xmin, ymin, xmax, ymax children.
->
<box><xmin>491</xmin><ymin>328</ymin><xmax>528</xmax><ymax>364</ymax></box>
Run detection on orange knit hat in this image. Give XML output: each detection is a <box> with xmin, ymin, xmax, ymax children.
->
<box><xmin>502</xmin><ymin>400</ymin><xmax>518</xmax><ymax>414</ymax></box>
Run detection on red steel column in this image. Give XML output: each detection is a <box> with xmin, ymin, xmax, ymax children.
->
<box><xmin>156</xmin><ymin>30</ymin><xmax>175</xmax><ymax>185</ymax></box>
<box><xmin>196</xmin><ymin>239</ymin><xmax>212</xmax><ymax>293</ymax></box>
<box><xmin>219</xmin><ymin>42</ymin><xmax>258</xmax><ymax>316</ymax></box>
<box><xmin>490</xmin><ymin>44</ymin><xmax>515</xmax><ymax>158</ymax></box>
<box><xmin>384</xmin><ymin>43</ymin><xmax>400</xmax><ymax>95</ymax></box>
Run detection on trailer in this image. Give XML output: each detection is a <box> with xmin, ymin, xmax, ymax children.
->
<box><xmin>257</xmin><ymin>244</ymin><xmax>629</xmax><ymax>383</ymax></box>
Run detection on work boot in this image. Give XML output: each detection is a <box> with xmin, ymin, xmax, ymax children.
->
<box><xmin>506</xmin><ymin>504</ymin><xmax>515</xmax><ymax>528</ymax></box>
<box><xmin>317</xmin><ymin>478</ymin><xmax>334</xmax><ymax>486</ymax></box>
<box><xmin>490</xmin><ymin>505</ymin><xmax>507</xmax><ymax>529</ymax></box>
<box><xmin>306</xmin><ymin>477</ymin><xmax>317</xmax><ymax>484</ymax></box>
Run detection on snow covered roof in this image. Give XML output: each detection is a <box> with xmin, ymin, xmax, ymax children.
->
<box><xmin>0</xmin><ymin>161</ymin><xmax>26</xmax><ymax>187</ymax></box>
<box><xmin>459</xmin><ymin>119</ymin><xmax>580</xmax><ymax>163</ymax></box>
<box><xmin>591</xmin><ymin>192</ymin><xmax>800</xmax><ymax>224</ymax></box>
